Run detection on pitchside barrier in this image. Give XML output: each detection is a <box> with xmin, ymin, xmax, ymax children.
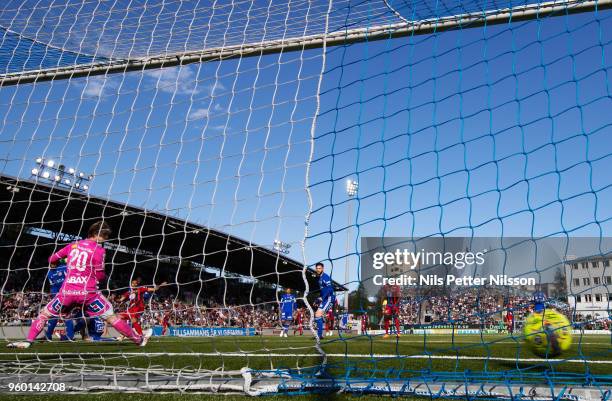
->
<box><xmin>1</xmin><ymin>325</ymin><xmax>609</xmax><ymax>339</ymax></box>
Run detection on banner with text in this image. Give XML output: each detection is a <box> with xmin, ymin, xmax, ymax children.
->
<box><xmin>153</xmin><ymin>326</ymin><xmax>256</xmax><ymax>337</ymax></box>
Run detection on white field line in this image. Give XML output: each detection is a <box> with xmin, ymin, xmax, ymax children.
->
<box><xmin>3</xmin><ymin>352</ymin><xmax>612</xmax><ymax>364</ymax></box>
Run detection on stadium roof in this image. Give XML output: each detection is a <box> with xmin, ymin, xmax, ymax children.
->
<box><xmin>0</xmin><ymin>174</ymin><xmax>345</xmax><ymax>292</ymax></box>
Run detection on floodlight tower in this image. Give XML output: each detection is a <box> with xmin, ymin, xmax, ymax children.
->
<box><xmin>273</xmin><ymin>239</ymin><xmax>291</xmax><ymax>255</ymax></box>
<box><xmin>31</xmin><ymin>157</ymin><xmax>93</xmax><ymax>192</ymax></box>
<box><xmin>345</xmin><ymin>179</ymin><xmax>358</xmax><ymax>310</ymax></box>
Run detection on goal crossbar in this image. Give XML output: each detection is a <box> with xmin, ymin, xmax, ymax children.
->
<box><xmin>0</xmin><ymin>0</ymin><xmax>609</xmax><ymax>86</ymax></box>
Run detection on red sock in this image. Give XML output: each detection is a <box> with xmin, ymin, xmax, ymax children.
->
<box><xmin>132</xmin><ymin>321</ymin><xmax>143</xmax><ymax>336</ymax></box>
<box><xmin>394</xmin><ymin>318</ymin><xmax>400</xmax><ymax>335</ymax></box>
<box><xmin>384</xmin><ymin>318</ymin><xmax>390</xmax><ymax>334</ymax></box>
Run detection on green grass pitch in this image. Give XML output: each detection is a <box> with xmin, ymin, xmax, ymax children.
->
<box><xmin>2</xmin><ymin>333</ymin><xmax>611</xmax><ymax>377</ymax></box>
<box><xmin>1</xmin><ymin>333</ymin><xmax>611</xmax><ymax>399</ymax></box>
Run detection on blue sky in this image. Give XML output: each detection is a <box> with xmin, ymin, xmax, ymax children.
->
<box><xmin>0</xmin><ymin>5</ymin><xmax>611</xmax><ymax>291</ymax></box>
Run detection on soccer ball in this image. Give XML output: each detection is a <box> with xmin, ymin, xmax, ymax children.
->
<box><xmin>523</xmin><ymin>309</ymin><xmax>572</xmax><ymax>357</ymax></box>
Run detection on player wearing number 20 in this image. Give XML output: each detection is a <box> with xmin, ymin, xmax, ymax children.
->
<box><xmin>7</xmin><ymin>221</ymin><xmax>152</xmax><ymax>349</ymax></box>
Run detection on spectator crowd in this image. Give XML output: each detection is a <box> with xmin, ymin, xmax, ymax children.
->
<box><xmin>2</xmin><ymin>289</ymin><xmax>607</xmax><ymax>332</ymax></box>
<box><xmin>0</xmin><ymin>291</ymin><xmax>281</xmax><ymax>330</ymax></box>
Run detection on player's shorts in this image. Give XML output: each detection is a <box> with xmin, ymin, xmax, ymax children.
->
<box><xmin>318</xmin><ymin>297</ymin><xmax>335</xmax><ymax>314</ymax></box>
<box><xmin>120</xmin><ymin>308</ymin><xmax>144</xmax><ymax>320</ymax></box>
<box><xmin>385</xmin><ymin>305</ymin><xmax>400</xmax><ymax>316</ymax></box>
<box><xmin>45</xmin><ymin>291</ymin><xmax>113</xmax><ymax>318</ymax></box>
<box><xmin>280</xmin><ymin>311</ymin><xmax>293</xmax><ymax>321</ymax></box>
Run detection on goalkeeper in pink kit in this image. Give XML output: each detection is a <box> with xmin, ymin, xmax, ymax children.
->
<box><xmin>7</xmin><ymin>221</ymin><xmax>152</xmax><ymax>348</ymax></box>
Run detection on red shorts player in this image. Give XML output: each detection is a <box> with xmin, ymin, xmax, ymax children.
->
<box><xmin>293</xmin><ymin>308</ymin><xmax>304</xmax><ymax>336</ymax></box>
<box><xmin>161</xmin><ymin>309</ymin><xmax>172</xmax><ymax>335</ymax></box>
<box><xmin>383</xmin><ymin>284</ymin><xmax>401</xmax><ymax>338</ymax></box>
<box><xmin>504</xmin><ymin>306</ymin><xmax>515</xmax><ymax>334</ymax></box>
<box><xmin>361</xmin><ymin>312</ymin><xmax>368</xmax><ymax>335</ymax></box>
<box><xmin>119</xmin><ymin>278</ymin><xmax>165</xmax><ymax>336</ymax></box>
<box><xmin>325</xmin><ymin>305</ymin><xmax>336</xmax><ymax>336</ymax></box>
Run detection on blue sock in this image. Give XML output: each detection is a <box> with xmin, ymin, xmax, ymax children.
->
<box><xmin>283</xmin><ymin>323</ymin><xmax>289</xmax><ymax>333</ymax></box>
<box><xmin>65</xmin><ymin>319</ymin><xmax>74</xmax><ymax>340</ymax></box>
<box><xmin>316</xmin><ymin>317</ymin><xmax>323</xmax><ymax>339</ymax></box>
<box><xmin>46</xmin><ymin>318</ymin><xmax>58</xmax><ymax>339</ymax></box>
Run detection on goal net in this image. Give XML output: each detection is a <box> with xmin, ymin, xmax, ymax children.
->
<box><xmin>0</xmin><ymin>0</ymin><xmax>611</xmax><ymax>398</ymax></box>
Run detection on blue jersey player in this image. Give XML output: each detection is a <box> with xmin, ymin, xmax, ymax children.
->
<box><xmin>340</xmin><ymin>312</ymin><xmax>349</xmax><ymax>332</ymax></box>
<box><xmin>279</xmin><ymin>288</ymin><xmax>296</xmax><ymax>337</ymax></box>
<box><xmin>45</xmin><ymin>259</ymin><xmax>74</xmax><ymax>340</ymax></box>
<box><xmin>314</xmin><ymin>262</ymin><xmax>335</xmax><ymax>340</ymax></box>
<box><xmin>58</xmin><ymin>313</ymin><xmax>116</xmax><ymax>342</ymax></box>
<box><xmin>532</xmin><ymin>291</ymin><xmax>547</xmax><ymax>313</ymax></box>
<box><xmin>75</xmin><ymin>315</ymin><xmax>117</xmax><ymax>342</ymax></box>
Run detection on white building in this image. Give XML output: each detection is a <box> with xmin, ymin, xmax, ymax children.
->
<box><xmin>565</xmin><ymin>256</ymin><xmax>612</xmax><ymax>318</ymax></box>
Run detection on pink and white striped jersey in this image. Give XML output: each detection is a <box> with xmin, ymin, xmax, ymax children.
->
<box><xmin>48</xmin><ymin>239</ymin><xmax>106</xmax><ymax>293</ymax></box>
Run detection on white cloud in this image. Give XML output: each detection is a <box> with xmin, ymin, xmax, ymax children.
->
<box><xmin>144</xmin><ymin>67</ymin><xmax>198</xmax><ymax>96</ymax></box>
<box><xmin>213</xmin><ymin>103</ymin><xmax>227</xmax><ymax>113</ymax></box>
<box><xmin>82</xmin><ymin>76</ymin><xmax>115</xmax><ymax>97</ymax></box>
<box><xmin>95</xmin><ymin>43</ymin><xmax>118</xmax><ymax>58</ymax></box>
<box><xmin>188</xmin><ymin>107</ymin><xmax>210</xmax><ymax>120</ymax></box>
<box><xmin>206</xmin><ymin>81</ymin><xmax>226</xmax><ymax>96</ymax></box>
<box><xmin>145</xmin><ymin>66</ymin><xmax>225</xmax><ymax>97</ymax></box>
